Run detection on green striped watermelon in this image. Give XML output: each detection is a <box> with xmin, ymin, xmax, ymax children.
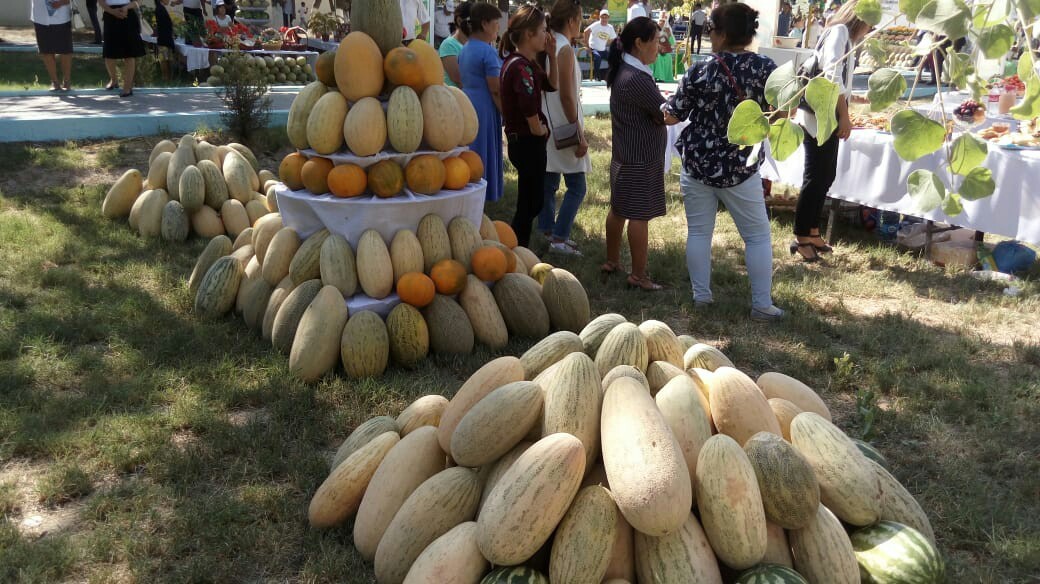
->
<box><xmin>479</xmin><ymin>566</ymin><xmax>549</xmax><ymax>584</ymax></box>
<box><xmin>850</xmin><ymin>521</ymin><xmax>944</xmax><ymax>584</ymax></box>
<box><xmin>853</xmin><ymin>439</ymin><xmax>890</xmax><ymax>471</ymax></box>
<box><xmin>736</xmin><ymin>564</ymin><xmax>809</xmax><ymax>583</ymax></box>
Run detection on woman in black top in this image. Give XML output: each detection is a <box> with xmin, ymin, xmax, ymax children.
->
<box><xmin>100</xmin><ymin>0</ymin><xmax>147</xmax><ymax>96</ymax></box>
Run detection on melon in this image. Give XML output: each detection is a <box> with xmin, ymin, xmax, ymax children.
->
<box><xmin>417</xmin><ymin>213</ymin><xmax>452</xmax><ymax>272</ymax></box>
<box><xmin>306</xmin><ymin>91</ymin><xmax>349</xmax><ymax>155</ymax></box>
<box><xmin>147</xmin><ymin>151</ymin><xmax>171</xmax><ymax>191</ymax></box>
<box><xmin>549</xmin><ymin>486</ymin><xmax>618</xmax><ymax>584</ymax></box>
<box><xmin>634</xmin><ymin>512</ymin><xmax>723</xmax><ymax>584</ymax></box>
<box><xmin>476</xmin><ymin>440</ymin><xmax>533</xmax><ymax>516</ymax></box>
<box><xmin>261</xmin><ymin>277</ymin><xmax>295</xmax><ymax>341</ymax></box>
<box><xmin>451</xmin><ymin>381</ymin><xmax>542</xmax><ymax>468</ymax></box>
<box><xmin>166</xmin><ymin>138</ymin><xmax>196</xmax><ymax>200</ymax></box>
<box><xmin>387</xmin><ymin>86</ymin><xmax>424</xmax><ymax>153</ymax></box>
<box><xmin>743</xmin><ymin>432</ymin><xmax>820</xmax><ymax>530</ymax></box>
<box><xmin>708</xmin><ymin>367</ymin><xmax>783</xmax><ymax>445</ymax></box>
<box><xmin>287</xmin><ymin>81</ymin><xmax>329</xmax><ymax>149</ymax></box>
<box><xmin>645</xmin><ymin>361</ymin><xmax>686</xmax><ymax>394</ymax></box>
<box><xmin>437</xmin><ymin>356</ymin><xmax>525</xmax><ymax>453</ymax></box>
<box><xmin>340</xmin><ymin>310</ymin><xmax>389</xmax><ymax>379</ymax></box>
<box><xmin>768</xmin><ymin>398</ymin><xmax>803</xmax><ymax>442</ymax></box>
<box><xmin>448</xmin><ymin>216</ymin><xmax>483</xmax><ymax>270</ymax></box>
<box><xmin>160</xmin><ymin>200</ymin><xmax>190</xmax><ymax>242</ymax></box>
<box><xmin>102</xmin><ymin>169</ymin><xmax>144</xmax><ymax>218</ymax></box>
<box><xmin>480</xmin><ymin>568</ymin><xmax>548</xmax><ymax>584</ymax></box>
<box><xmin>446</xmin><ymin>86</ymin><xmax>479</xmax><ymax>145</ymax></box>
<box><xmin>601</xmin><ymin>365</ymin><xmax>650</xmax><ymax>394</ymax></box>
<box><xmin>788</xmin><ymin>505</ymin><xmax>859</xmax><ymax>584</ymax></box>
<box><xmin>850</xmin><ymin>521</ymin><xmax>944</xmax><ymax>584</ymax></box>
<box><xmin>493</xmin><ymin>273</ymin><xmax>550</xmax><ymax>339</ymax></box>
<box><xmin>396</xmin><ymin>395</ymin><xmax>449</xmax><ymax>436</ymax></box>
<box><xmin>458</xmin><ymin>274</ymin><xmax>509</xmax><ymax>349</ymax></box>
<box><xmin>540</xmin><ymin>268</ymin><xmax>590</xmax><ymax>333</ymax></box>
<box><xmin>194</xmin><ymin>255</ymin><xmax>243</xmax><ymax>319</ymax></box>
<box><xmin>869</xmin><ymin>459</ymin><xmax>936</xmax><ymax>544</ymax></box>
<box><xmin>178</xmin><ymin>165</ymin><xmax>205</xmax><ymax>212</ymax></box>
<box><xmin>331</xmin><ymin>416</ymin><xmax>399</xmax><ymax>470</ymax></box>
<box><xmin>262</xmin><ymin>227</ymin><xmax>301</xmax><ymax>286</ymax></box>
<box><xmin>245</xmin><ymin>199</ymin><xmax>270</xmax><ymax>225</ymax></box>
<box><xmin>684</xmin><ymin>343</ymin><xmax>734</xmax><ymax>371</ymax></box>
<box><xmin>403</xmin><ymin>521</ymin><xmax>488</xmax><ymax>584</ymax></box>
<box><xmin>289</xmin><ymin>228</ymin><xmax>330</xmax><ymax>285</ymax></box>
<box><xmin>348</xmin><ymin>4</ymin><xmax>401</xmax><ymax>57</ymax></box>
<box><xmin>320</xmin><ymin>234</ymin><xmax>358</xmax><ymax>296</ymax></box>
<box><xmin>389</xmin><ymin>229</ymin><xmax>424</xmax><ymax>284</ymax></box>
<box><xmin>289</xmin><ymin>285</ymin><xmax>350</xmax><ymax>382</ymax></box>
<box><xmin>357</xmin><ymin>229</ymin><xmax>394</xmax><ymax>299</ymax></box>
<box><xmin>220</xmin><ymin>199</ymin><xmax>250</xmax><ymax>239</ymax></box>
<box><xmin>763</xmin><ymin>521</ymin><xmax>795</xmax><ymax>568</ymax></box>
<box><xmin>188</xmin><ymin>235</ymin><xmax>233</xmax><ymax>296</ymax></box>
<box><xmin>695</xmin><ymin>434</ymin><xmax>767</xmax><ymax>570</ymax></box>
<box><xmin>595</xmin><ymin>322</ymin><xmax>649</xmax><ymax>376</ymax></box>
<box><xmin>228</xmin><ymin>144</ymin><xmax>259</xmax><ymax>173</ymax></box>
<box><xmin>233</xmin><ymin>228</ymin><xmax>254</xmax><ymax>252</ymax></box>
<box><xmin>386</xmin><ymin>303</ymin><xmax>429</xmax><ymax>368</ymax></box>
<box><xmin>270</xmin><ymin>279</ymin><xmax>323</xmax><ymax>353</ymax></box>
<box><xmin>580</xmin><ymin>313</ymin><xmax>627</xmax><ymax>357</ymax></box>
<box><xmin>251</xmin><ymin>213</ymin><xmax>283</xmax><ymax>263</ymax></box>
<box><xmin>757</xmin><ymin>372</ymin><xmax>832</xmax><ymax>422</ymax></box>
<box><xmin>603</xmin><ymin>505</ymin><xmax>637</xmax><ymax>583</ymax></box>
<box><xmin>539</xmin><ymin>351</ymin><xmax>601</xmax><ymax>470</ymax></box>
<box><xmin>853</xmin><ymin>439</ymin><xmax>890</xmax><ymax>470</ymax></box>
<box><xmin>344</xmin><ymin>97</ymin><xmax>387</xmax><ymax>157</ymax></box>
<box><xmin>421</xmin><ymin>85</ymin><xmax>464</xmax><ymax>151</ymax></box>
<box><xmin>308</xmin><ymin>431</ymin><xmax>399</xmax><ymax>528</ymax></box>
<box><xmin>197</xmin><ymin>159</ymin><xmax>230</xmax><ymax>209</ymax></box>
<box><xmin>734</xmin><ymin>565</ymin><xmax>808</xmax><ymax>584</ymax></box>
<box><xmin>655</xmin><ymin>374</ymin><xmax>713</xmax><ymax>497</ymax></box>
<box><xmin>223</xmin><ymin>150</ymin><xmax>258</xmax><ymax>203</ymax></box>
<box><xmin>133</xmin><ymin>188</ymin><xmax>169</xmax><ymax>238</ymax></box>
<box><xmin>148</xmin><ymin>139</ymin><xmax>176</xmax><ymax>166</ymax></box>
<box><xmin>512</xmin><ymin>246</ymin><xmax>540</xmax><ymax>273</ymax></box>
<box><xmin>638</xmin><ymin>320</ymin><xmax>684</xmax><ymax>368</ymax></box>
<box><xmin>422</xmin><ymin>294</ymin><xmax>474</xmax><ymax>354</ymax></box>
<box><xmin>520</xmin><ymin>331</ymin><xmax>583</xmax><ymax>379</ymax></box>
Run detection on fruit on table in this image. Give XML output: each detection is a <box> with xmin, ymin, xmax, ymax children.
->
<box><xmin>335</xmin><ymin>32</ymin><xmax>385</xmax><ymax>102</ymax></box>
<box><xmin>327</xmin><ymin>163</ymin><xmax>367</xmax><ymax>198</ymax></box>
<box><xmin>368</xmin><ymin>160</ymin><xmax>405</xmax><ymax>198</ymax></box>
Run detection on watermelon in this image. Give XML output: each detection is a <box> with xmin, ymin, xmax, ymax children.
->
<box><xmin>850</xmin><ymin>521</ymin><xmax>945</xmax><ymax>584</ymax></box>
<box><xmin>853</xmin><ymin>439</ymin><xmax>890</xmax><ymax>470</ymax></box>
<box><xmin>480</xmin><ymin>567</ymin><xmax>549</xmax><ymax>584</ymax></box>
<box><xmin>735</xmin><ymin>564</ymin><xmax>809</xmax><ymax>583</ymax></box>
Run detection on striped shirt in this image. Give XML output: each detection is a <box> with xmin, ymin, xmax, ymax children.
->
<box><xmin>609</xmin><ymin>59</ymin><xmax>667</xmax><ymax>221</ymax></box>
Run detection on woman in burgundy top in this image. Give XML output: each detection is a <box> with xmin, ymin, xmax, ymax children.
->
<box><xmin>499</xmin><ymin>5</ymin><xmax>558</xmax><ymax>248</ymax></box>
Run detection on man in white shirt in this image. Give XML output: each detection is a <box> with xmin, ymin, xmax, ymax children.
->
<box><xmin>401</xmin><ymin>0</ymin><xmax>430</xmax><ymax>43</ymax></box>
<box><xmin>433</xmin><ymin>0</ymin><xmax>454</xmax><ymax>48</ymax></box>
<box><xmin>584</xmin><ymin>10</ymin><xmax>616</xmax><ymax>81</ymax></box>
<box><xmin>689</xmin><ymin>2</ymin><xmax>706</xmax><ymax>53</ymax></box>
<box><xmin>626</xmin><ymin>0</ymin><xmax>646</xmax><ymax>23</ymax></box>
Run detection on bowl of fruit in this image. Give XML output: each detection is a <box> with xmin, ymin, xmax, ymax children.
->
<box><xmin>1003</xmin><ymin>75</ymin><xmax>1025</xmax><ymax>97</ymax></box>
<box><xmin>954</xmin><ymin>99</ymin><xmax>985</xmax><ymax>124</ymax></box>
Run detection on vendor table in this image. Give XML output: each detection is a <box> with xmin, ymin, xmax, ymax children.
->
<box><xmin>141</xmin><ymin>34</ymin><xmax>318</xmax><ymax>72</ymax></box>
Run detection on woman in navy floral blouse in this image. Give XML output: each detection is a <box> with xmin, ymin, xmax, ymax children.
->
<box><xmin>663</xmin><ymin>3</ymin><xmax>784</xmax><ymax>321</ymax></box>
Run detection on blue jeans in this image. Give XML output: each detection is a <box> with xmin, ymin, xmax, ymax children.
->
<box><xmin>593</xmin><ymin>49</ymin><xmax>609</xmax><ymax>81</ymax></box>
<box><xmin>680</xmin><ymin>171</ymin><xmax>775</xmax><ymax>310</ymax></box>
<box><xmin>539</xmin><ymin>172</ymin><xmax>587</xmax><ymax>241</ymax></box>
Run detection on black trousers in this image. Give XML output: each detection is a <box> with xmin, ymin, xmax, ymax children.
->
<box><xmin>507</xmin><ymin>134</ymin><xmax>548</xmax><ymax>248</ymax></box>
<box><xmin>690</xmin><ymin>24</ymin><xmax>704</xmax><ymax>53</ymax></box>
<box><xmin>796</xmin><ymin>128</ymin><xmax>839</xmax><ymax>236</ymax></box>
<box><xmin>85</xmin><ymin>0</ymin><xmax>102</xmax><ymax>43</ymax></box>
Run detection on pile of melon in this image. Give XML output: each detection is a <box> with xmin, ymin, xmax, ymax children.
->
<box><xmin>311</xmin><ymin>321</ymin><xmax>945</xmax><ymax>584</ymax></box>
<box><xmin>189</xmin><ymin>210</ymin><xmax>591</xmax><ymax>381</ymax></box>
<box><xmin>276</xmin><ymin>28</ymin><xmax>483</xmax><ymax>199</ymax></box>
<box><xmin>207</xmin><ymin>53</ymin><xmax>317</xmax><ymax>87</ymax></box>
<box><xmin>101</xmin><ymin>135</ymin><xmax>280</xmax><ymax>242</ymax></box>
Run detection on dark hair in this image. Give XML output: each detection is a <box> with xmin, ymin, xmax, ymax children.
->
<box><xmin>500</xmin><ymin>4</ymin><xmax>546</xmax><ymax>58</ymax></box>
<box><xmin>454</xmin><ymin>1</ymin><xmax>473</xmax><ymax>35</ymax></box>
<box><xmin>464</xmin><ymin>2</ymin><xmax>502</xmax><ymax>37</ymax></box>
<box><xmin>605</xmin><ymin>16</ymin><xmax>657</xmax><ymax>88</ymax></box>
<box><xmin>547</xmin><ymin>0</ymin><xmax>581</xmax><ymax>33</ymax></box>
<box><xmin>709</xmin><ymin>2</ymin><xmax>759</xmax><ymax>49</ymax></box>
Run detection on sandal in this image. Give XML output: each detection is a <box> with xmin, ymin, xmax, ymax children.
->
<box><xmin>808</xmin><ymin>234</ymin><xmax>833</xmax><ymax>253</ymax></box>
<box><xmin>627</xmin><ymin>274</ymin><xmax>663</xmax><ymax>291</ymax></box>
<box><xmin>600</xmin><ymin>260</ymin><xmax>621</xmax><ymax>274</ymax></box>
<box><xmin>789</xmin><ymin>241</ymin><xmax>820</xmax><ymax>263</ymax></box>
<box><xmin>105</xmin><ymin>81</ymin><xmax>119</xmax><ymax>90</ymax></box>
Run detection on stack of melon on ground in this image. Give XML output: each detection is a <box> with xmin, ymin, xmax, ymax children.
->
<box><xmin>101</xmin><ymin>135</ymin><xmax>279</xmax><ymax>242</ymax></box>
<box><xmin>310</xmin><ymin>316</ymin><xmax>944</xmax><ymax>584</ymax></box>
<box><xmin>277</xmin><ymin>25</ymin><xmax>483</xmax><ymax>199</ymax></box>
<box><xmin>188</xmin><ymin>210</ymin><xmax>590</xmax><ymax>381</ymax></box>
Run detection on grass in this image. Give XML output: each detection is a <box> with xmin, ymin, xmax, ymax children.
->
<box><xmin>0</xmin><ymin>52</ymin><xmax>203</xmax><ymax>92</ymax></box>
<box><xmin>0</xmin><ymin>120</ymin><xmax>1038</xmax><ymax>583</ymax></box>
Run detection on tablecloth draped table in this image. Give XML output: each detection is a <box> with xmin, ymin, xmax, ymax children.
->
<box><xmin>917</xmin><ymin>89</ymin><xmax>1025</xmax><ymax>130</ymax></box>
<box><xmin>141</xmin><ymin>34</ymin><xmax>319</xmax><ymax>72</ymax></box>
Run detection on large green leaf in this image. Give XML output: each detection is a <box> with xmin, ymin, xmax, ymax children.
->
<box><xmin>960</xmin><ymin>167</ymin><xmax>995</xmax><ymax>200</ymax></box>
<box><xmin>942</xmin><ymin>192</ymin><xmax>964</xmax><ymax>216</ymax></box>
<box><xmin>900</xmin><ymin>0</ymin><xmax>929</xmax><ymax>21</ymax></box>
<box><xmin>1019</xmin><ymin>52</ymin><xmax>1038</xmax><ymax>85</ymax></box>
<box><xmin>977</xmin><ymin>24</ymin><xmax>1014</xmax><ymax>59</ymax></box>
<box><xmin>1010</xmin><ymin>80</ymin><xmax>1040</xmax><ymax>120</ymax></box>
<box><xmin>915</xmin><ymin>0</ymin><xmax>970</xmax><ymax>39</ymax></box>
<box><xmin>805</xmin><ymin>77</ymin><xmax>841</xmax><ymax>144</ymax></box>
<box><xmin>764</xmin><ymin>62</ymin><xmax>801</xmax><ymax>111</ymax></box>
<box><xmin>907</xmin><ymin>169</ymin><xmax>947</xmax><ymax>212</ymax></box>
<box><xmin>727</xmin><ymin>100</ymin><xmax>769</xmax><ymax>146</ymax></box>
<box><xmin>949</xmin><ymin>133</ymin><xmax>988</xmax><ymax>175</ymax></box>
<box><xmin>1014</xmin><ymin>0</ymin><xmax>1040</xmax><ymax>19</ymax></box>
<box><xmin>769</xmin><ymin>119</ymin><xmax>804</xmax><ymax>162</ymax></box>
<box><xmin>971</xmin><ymin>0</ymin><xmax>1011</xmax><ymax>28</ymax></box>
<box><xmin>945</xmin><ymin>48</ymin><xmax>973</xmax><ymax>88</ymax></box>
<box><xmin>890</xmin><ymin>110</ymin><xmax>946</xmax><ymax>161</ymax></box>
<box><xmin>864</xmin><ymin>38</ymin><xmax>889</xmax><ymax>65</ymax></box>
<box><xmin>867</xmin><ymin>69</ymin><xmax>908</xmax><ymax>111</ymax></box>
<box><xmin>856</xmin><ymin>0</ymin><xmax>883</xmax><ymax>25</ymax></box>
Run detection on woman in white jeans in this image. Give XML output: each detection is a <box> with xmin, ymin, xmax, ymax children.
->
<box><xmin>663</xmin><ymin>2</ymin><xmax>783</xmax><ymax>321</ymax></box>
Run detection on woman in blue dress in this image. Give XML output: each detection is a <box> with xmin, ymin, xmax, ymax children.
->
<box><xmin>458</xmin><ymin>2</ymin><xmax>504</xmax><ymax>202</ymax></box>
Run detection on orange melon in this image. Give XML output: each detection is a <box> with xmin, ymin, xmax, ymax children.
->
<box><xmin>471</xmin><ymin>246</ymin><xmax>508</xmax><ymax>282</ymax></box>
<box><xmin>384</xmin><ymin>47</ymin><xmax>424</xmax><ymax>91</ymax></box>
<box><xmin>279</xmin><ymin>152</ymin><xmax>307</xmax><ymax>191</ymax></box>
<box><xmin>405</xmin><ymin>155</ymin><xmax>446</xmax><ymax>195</ymax></box>
<box><xmin>328</xmin><ymin>164</ymin><xmax>367</xmax><ymax>198</ymax></box>
<box><xmin>459</xmin><ymin>151</ymin><xmax>484</xmax><ymax>183</ymax></box>
<box><xmin>443</xmin><ymin>157</ymin><xmax>470</xmax><ymax>190</ymax></box>
<box><xmin>301</xmin><ymin>157</ymin><xmax>334</xmax><ymax>195</ymax></box>
<box><xmin>430</xmin><ymin>259</ymin><xmax>467</xmax><ymax>295</ymax></box>
<box><xmin>493</xmin><ymin>221</ymin><xmax>518</xmax><ymax>248</ymax></box>
<box><xmin>368</xmin><ymin>160</ymin><xmax>405</xmax><ymax>198</ymax></box>
<box><xmin>397</xmin><ymin>272</ymin><xmax>437</xmax><ymax>308</ymax></box>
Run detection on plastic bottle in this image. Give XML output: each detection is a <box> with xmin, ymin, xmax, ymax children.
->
<box><xmin>987</xmin><ymin>84</ymin><xmax>1001</xmax><ymax>116</ymax></box>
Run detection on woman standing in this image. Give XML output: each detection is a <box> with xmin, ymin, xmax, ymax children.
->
<box><xmin>100</xmin><ymin>0</ymin><xmax>147</xmax><ymax>96</ymax></box>
<box><xmin>602</xmin><ymin>16</ymin><xmax>665</xmax><ymax>291</ymax></box>
<box><xmin>664</xmin><ymin>2</ymin><xmax>783</xmax><ymax>320</ymax></box>
<box><xmin>499</xmin><ymin>4</ymin><xmax>558</xmax><ymax>248</ymax></box>
<box><xmin>792</xmin><ymin>0</ymin><xmax>871</xmax><ymax>261</ymax></box>
<box><xmin>458</xmin><ymin>2</ymin><xmax>504</xmax><ymax>202</ymax></box>
<box><xmin>539</xmin><ymin>0</ymin><xmax>590</xmax><ymax>255</ymax></box>
<box><xmin>30</xmin><ymin>0</ymin><xmax>74</xmax><ymax>91</ymax></box>
<box><xmin>651</xmin><ymin>17</ymin><xmax>675</xmax><ymax>82</ymax></box>
<box><xmin>439</xmin><ymin>0</ymin><xmax>471</xmax><ymax>87</ymax></box>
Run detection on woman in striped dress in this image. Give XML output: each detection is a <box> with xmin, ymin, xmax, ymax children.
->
<box><xmin>602</xmin><ymin>16</ymin><xmax>666</xmax><ymax>291</ymax></box>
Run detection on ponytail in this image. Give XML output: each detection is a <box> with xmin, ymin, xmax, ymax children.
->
<box><xmin>499</xmin><ymin>4</ymin><xmax>545</xmax><ymax>58</ymax></box>
<box><xmin>454</xmin><ymin>1</ymin><xmax>473</xmax><ymax>36</ymax></box>
<box><xmin>606</xmin><ymin>16</ymin><xmax>658</xmax><ymax>88</ymax></box>
<box><xmin>464</xmin><ymin>2</ymin><xmax>501</xmax><ymax>38</ymax></box>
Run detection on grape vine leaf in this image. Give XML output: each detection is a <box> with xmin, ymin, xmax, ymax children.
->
<box><xmin>768</xmin><ymin>119</ymin><xmax>804</xmax><ymax>162</ymax></box>
<box><xmin>864</xmin><ymin>38</ymin><xmax>888</xmax><ymax>65</ymax></box>
<box><xmin>960</xmin><ymin>167</ymin><xmax>995</xmax><ymax>200</ymax></box>
<box><xmin>942</xmin><ymin>192</ymin><xmax>964</xmax><ymax>216</ymax></box>
<box><xmin>977</xmin><ymin>24</ymin><xmax>1014</xmax><ymax>59</ymax></box>
<box><xmin>945</xmin><ymin>48</ymin><xmax>973</xmax><ymax>88</ymax></box>
<box><xmin>890</xmin><ymin>110</ymin><xmax>946</xmax><ymax>161</ymax></box>
<box><xmin>971</xmin><ymin>0</ymin><xmax>1011</xmax><ymax>28</ymax></box>
<box><xmin>900</xmin><ymin>0</ymin><xmax>928</xmax><ymax>21</ymax></box>
<box><xmin>1010</xmin><ymin>80</ymin><xmax>1040</xmax><ymax>120</ymax></box>
<box><xmin>949</xmin><ymin>133</ymin><xmax>988</xmax><ymax>175</ymax></box>
<box><xmin>764</xmin><ymin>62</ymin><xmax>801</xmax><ymax>111</ymax></box>
<box><xmin>908</xmin><ymin>169</ymin><xmax>947</xmax><ymax>212</ymax></box>
<box><xmin>805</xmin><ymin>77</ymin><xmax>841</xmax><ymax>144</ymax></box>
<box><xmin>1013</xmin><ymin>0</ymin><xmax>1040</xmax><ymax>19</ymax></box>
<box><xmin>867</xmin><ymin>69</ymin><xmax>908</xmax><ymax>111</ymax></box>
<box><xmin>727</xmin><ymin>100</ymin><xmax>770</xmax><ymax>146</ymax></box>
<box><xmin>915</xmin><ymin>0</ymin><xmax>971</xmax><ymax>40</ymax></box>
<box><xmin>856</xmin><ymin>0</ymin><xmax>883</xmax><ymax>25</ymax></box>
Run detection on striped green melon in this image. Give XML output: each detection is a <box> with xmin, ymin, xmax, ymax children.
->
<box><xmin>396</xmin><ymin>395</ymin><xmax>449</xmax><ymax>436</ymax></box>
<box><xmin>601</xmin><ymin>365</ymin><xmax>649</xmax><ymax>394</ymax></box>
<box><xmin>189</xmin><ymin>235</ymin><xmax>233</xmax><ymax>296</ymax></box>
<box><xmin>194</xmin><ymin>256</ymin><xmax>244</xmax><ymax>319</ymax></box>
<box><xmin>850</xmin><ymin>521</ymin><xmax>944</xmax><ymax>584</ymax></box>
<box><xmin>790</xmin><ymin>412</ymin><xmax>882</xmax><ymax>527</ymax></box>
<box><xmin>634</xmin><ymin>512</ymin><xmax>723</xmax><ymax>584</ymax></box>
<box><xmin>655</xmin><ymin>374</ymin><xmax>713</xmax><ymax>498</ymax></box>
<box><xmin>340</xmin><ymin>310</ymin><xmax>389</xmax><ymax>379</ymax></box>
<box><xmin>480</xmin><ymin>567</ymin><xmax>549</xmax><ymax>584</ymax></box>
<box><xmin>451</xmin><ymin>381</ymin><xmax>542</xmax><ymax>468</ymax></box>
<box><xmin>539</xmin><ymin>352</ymin><xmax>602</xmax><ymax>471</ymax></box>
<box><xmin>262</xmin><ymin>227</ymin><xmax>301</xmax><ymax>286</ymax></box>
<box><xmin>602</xmin><ymin>377</ymin><xmax>691</xmax><ymax>537</ymax></box>
<box><xmin>448</xmin><ymin>216</ymin><xmax>483</xmax><ymax>270</ymax></box>
<box><xmin>289</xmin><ymin>228</ymin><xmax>330</xmax><ymax>285</ymax></box>
<box><xmin>166</xmin><ymin>138</ymin><xmax>195</xmax><ymax>200</ymax></box>
<box><xmin>756</xmin><ymin>372</ymin><xmax>832</xmax><ymax>422</ymax></box>
<box><xmin>261</xmin><ymin>277</ymin><xmax>295</xmax><ymax>341</ymax></box>
<box><xmin>357</xmin><ymin>229</ymin><xmax>394</xmax><ymax>299</ymax></box>
<box><xmin>422</xmin><ymin>294</ymin><xmax>474</xmax><ymax>355</ymax></box>
<box><xmin>331</xmin><ymin>416</ymin><xmax>400</xmax><ymax>470</ymax></box>
<box><xmin>638</xmin><ymin>320</ymin><xmax>684</xmax><ymax>368</ymax></box>
<box><xmin>308</xmin><ymin>431</ymin><xmax>399</xmax><ymax>528</ymax></box>
<box><xmin>417</xmin><ymin>213</ymin><xmax>452</xmax><ymax>272</ymax></box>
<box><xmin>734</xmin><ymin>564</ymin><xmax>808</xmax><ymax>583</ymax></box>
<box><xmin>403</xmin><ymin>521</ymin><xmax>488</xmax><ymax>584</ymax></box>
<box><xmin>386</xmin><ymin>303</ymin><xmax>429</xmax><ymax>368</ymax></box>
<box><xmin>677</xmin><ymin>334</ymin><xmax>696</xmax><ymax>352</ymax></box>
<box><xmin>270</xmin><ymin>279</ymin><xmax>323</xmax><ymax>353</ymax></box>
<box><xmin>374</xmin><ymin>467</ymin><xmax>482</xmax><ymax>584</ymax></box>
<box><xmin>389</xmin><ymin>229</ymin><xmax>424</xmax><ymax>284</ymax></box>
<box><xmin>438</xmin><ymin>356</ymin><xmax>525</xmax><ymax>453</ymax></box>
<box><xmin>477</xmin><ymin>433</ymin><xmax>586</xmax><ymax>566</ymax></box>
<box><xmin>223</xmin><ymin>149</ymin><xmax>257</xmax><ymax>203</ymax></box>
<box><xmin>853</xmin><ymin>439</ymin><xmax>890</xmax><ymax>471</ymax></box>
<box><xmin>237</xmin><ymin>263</ymin><xmax>275</xmax><ymax>331</ymax></box>
<box><xmin>320</xmin><ymin>234</ymin><xmax>358</xmax><ymax>297</ymax></box>
<box><xmin>178</xmin><ymin>165</ymin><xmax>205</xmax><ymax>212</ymax></box>
<box><xmin>520</xmin><ymin>330</ymin><xmax>583</xmax><ymax>379</ymax></box>
<box><xmin>579</xmin><ymin>313</ymin><xmax>627</xmax><ymax>357</ymax></box>
<box><xmin>683</xmin><ymin>343</ymin><xmax>734</xmax><ymax>371</ymax></box>
<box><xmin>354</xmin><ymin>426</ymin><xmax>446</xmax><ymax>562</ymax></box>
<box><xmin>477</xmin><ymin>440</ymin><xmax>532</xmax><ymax>515</ymax></box>
<box><xmin>540</xmin><ymin>268</ymin><xmax>590</xmax><ymax>333</ymax></box>
<box><xmin>493</xmin><ymin>273</ymin><xmax>550</xmax><ymax>339</ymax></box>
<box><xmin>549</xmin><ymin>485</ymin><xmax>618</xmax><ymax>584</ymax></box>
<box><xmin>387</xmin><ymin>86</ymin><xmax>424</xmax><ymax>153</ymax></box>
<box><xmin>708</xmin><ymin>367</ymin><xmax>783</xmax><ymax>446</ymax></box>
<box><xmin>197</xmin><ymin>159</ymin><xmax>229</xmax><ymax>209</ymax></box>
<box><xmin>788</xmin><ymin>505</ymin><xmax>859</xmax><ymax>584</ymax></box>
<box><xmin>458</xmin><ymin>274</ymin><xmax>509</xmax><ymax>349</ymax></box>
<box><xmin>350</xmin><ymin>0</ymin><xmax>402</xmax><ymax>56</ymax></box>
<box><xmin>234</xmin><ymin>255</ymin><xmax>261</xmax><ymax>315</ymax></box>
<box><xmin>869</xmin><ymin>459</ymin><xmax>936</xmax><ymax>545</ymax></box>
<box><xmin>160</xmin><ymin>200</ymin><xmax>190</xmax><ymax>242</ymax></box>
<box><xmin>603</xmin><ymin>505</ymin><xmax>636</xmax><ymax>582</ymax></box>
<box><xmin>595</xmin><ymin>322</ymin><xmax>649</xmax><ymax>376</ymax></box>
<box><xmin>289</xmin><ymin>285</ymin><xmax>350</xmax><ymax>382</ymax></box>
<box><xmin>645</xmin><ymin>361</ymin><xmax>686</xmax><ymax>394</ymax></box>
<box><xmin>743</xmin><ymin>432</ymin><xmax>820</xmax><ymax>530</ymax></box>
<box><xmin>695</xmin><ymin>434</ymin><xmax>767</xmax><ymax>570</ymax></box>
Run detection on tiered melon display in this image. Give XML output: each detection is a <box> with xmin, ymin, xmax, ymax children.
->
<box><xmin>188</xmin><ymin>215</ymin><xmax>590</xmax><ymax>381</ymax></box>
<box><xmin>207</xmin><ymin>53</ymin><xmax>316</xmax><ymax>87</ymax></box>
<box><xmin>309</xmin><ymin>334</ymin><xmax>944</xmax><ymax>584</ymax></box>
<box><xmin>101</xmin><ymin>135</ymin><xmax>279</xmax><ymax>241</ymax></box>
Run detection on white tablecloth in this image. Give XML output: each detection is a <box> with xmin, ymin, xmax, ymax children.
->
<box><xmin>759</xmin><ymin>129</ymin><xmax>1040</xmax><ymax>245</ymax></box>
<box><xmin>276</xmin><ymin>180</ymin><xmax>488</xmax><ymax>248</ymax></box>
<box><xmin>142</xmin><ymin>34</ymin><xmax>319</xmax><ymax>72</ymax></box>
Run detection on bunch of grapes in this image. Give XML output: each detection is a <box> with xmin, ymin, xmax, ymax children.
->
<box><xmin>954</xmin><ymin>99</ymin><xmax>983</xmax><ymax>122</ymax></box>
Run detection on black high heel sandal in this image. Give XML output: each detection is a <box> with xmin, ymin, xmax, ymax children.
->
<box><xmin>789</xmin><ymin>241</ymin><xmax>820</xmax><ymax>263</ymax></box>
<box><xmin>808</xmin><ymin>235</ymin><xmax>833</xmax><ymax>253</ymax></box>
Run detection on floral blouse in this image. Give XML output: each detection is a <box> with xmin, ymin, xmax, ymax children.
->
<box><xmin>664</xmin><ymin>52</ymin><xmax>776</xmax><ymax>188</ymax></box>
